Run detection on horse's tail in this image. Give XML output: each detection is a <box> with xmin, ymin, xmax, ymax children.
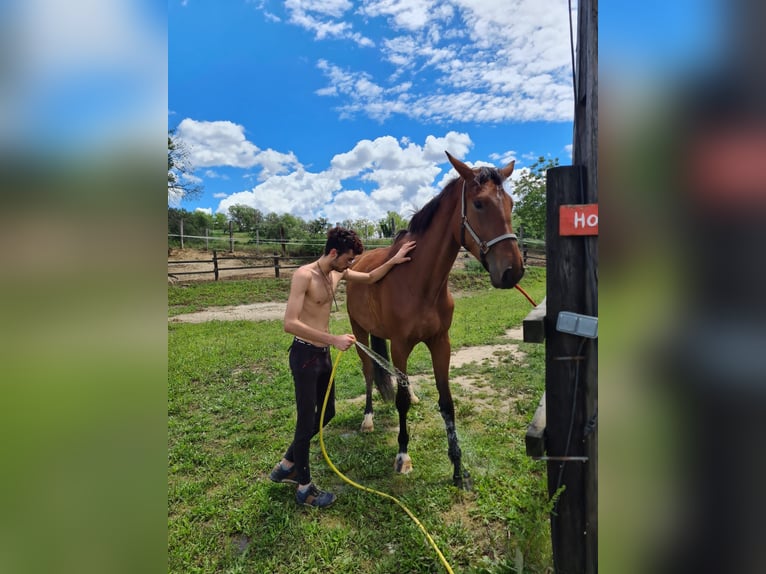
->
<box><xmin>371</xmin><ymin>335</ymin><xmax>396</xmax><ymax>402</ymax></box>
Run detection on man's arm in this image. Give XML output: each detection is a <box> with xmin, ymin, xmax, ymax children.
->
<box><xmin>344</xmin><ymin>240</ymin><xmax>416</xmax><ymax>284</ymax></box>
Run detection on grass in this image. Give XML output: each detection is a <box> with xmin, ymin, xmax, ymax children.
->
<box><xmin>168</xmin><ymin>278</ymin><xmax>291</xmax><ymax>316</ymax></box>
<box><xmin>168</xmin><ymin>266</ymin><xmax>551</xmax><ymax>573</ymax></box>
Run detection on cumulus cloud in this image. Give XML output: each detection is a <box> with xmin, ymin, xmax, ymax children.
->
<box><xmin>210</xmin><ymin>130</ymin><xmax>484</xmax><ymax>222</ymax></box>
<box><xmin>175</xmin><ymin>119</ymin><xmax>301</xmax><ymax>176</ymax></box>
<box><xmin>217</xmin><ymin>169</ymin><xmax>341</xmax><ymax>220</ymax></box>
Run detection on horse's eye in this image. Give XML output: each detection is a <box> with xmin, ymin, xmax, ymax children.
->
<box><xmin>473</xmin><ymin>200</ymin><xmax>483</xmax><ymax>210</ymax></box>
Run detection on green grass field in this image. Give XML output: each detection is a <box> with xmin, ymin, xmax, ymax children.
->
<box><xmin>168</xmin><ymin>267</ymin><xmax>552</xmax><ymax>573</ymax></box>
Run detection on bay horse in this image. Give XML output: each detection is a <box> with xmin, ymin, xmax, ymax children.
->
<box><xmin>346</xmin><ymin>151</ymin><xmax>524</xmax><ymax>488</ymax></box>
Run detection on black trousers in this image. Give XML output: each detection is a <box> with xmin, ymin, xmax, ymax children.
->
<box><xmin>283</xmin><ymin>338</ymin><xmax>335</xmax><ymax>486</ymax></box>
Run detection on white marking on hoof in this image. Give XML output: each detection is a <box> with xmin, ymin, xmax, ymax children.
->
<box><xmin>408</xmin><ymin>385</ymin><xmax>420</xmax><ymax>404</ymax></box>
<box><xmin>360</xmin><ymin>413</ymin><xmax>374</xmax><ymax>432</ymax></box>
<box><xmin>394</xmin><ymin>453</ymin><xmax>413</xmax><ymax>474</ymax></box>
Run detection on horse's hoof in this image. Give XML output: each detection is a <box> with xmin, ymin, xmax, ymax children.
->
<box><xmin>394</xmin><ymin>453</ymin><xmax>413</xmax><ymax>474</ymax></box>
<box><xmin>453</xmin><ymin>470</ymin><xmax>473</xmax><ymax>491</ymax></box>
<box><xmin>360</xmin><ymin>413</ymin><xmax>374</xmax><ymax>433</ymax></box>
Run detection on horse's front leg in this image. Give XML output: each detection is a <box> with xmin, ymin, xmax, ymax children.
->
<box><xmin>360</xmin><ymin>354</ymin><xmax>375</xmax><ymax>432</ymax></box>
<box><xmin>351</xmin><ymin>324</ymin><xmax>375</xmax><ymax>432</ymax></box>
<box><xmin>428</xmin><ymin>332</ymin><xmax>472</xmax><ymax>490</ymax></box>
<box><xmin>391</xmin><ymin>341</ymin><xmax>414</xmax><ymax>474</ymax></box>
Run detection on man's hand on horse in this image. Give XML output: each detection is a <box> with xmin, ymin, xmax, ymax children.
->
<box><xmin>392</xmin><ymin>240</ymin><xmax>416</xmax><ymax>264</ymax></box>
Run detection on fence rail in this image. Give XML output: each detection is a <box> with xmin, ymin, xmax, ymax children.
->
<box><xmin>168</xmin><ymin>250</ymin><xmax>314</xmax><ymax>280</ymax></box>
<box><xmin>168</xmin><ymin>245</ymin><xmax>546</xmax><ymax>282</ymax></box>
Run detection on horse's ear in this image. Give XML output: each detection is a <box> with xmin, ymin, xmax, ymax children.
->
<box><xmin>445</xmin><ymin>151</ymin><xmax>475</xmax><ymax>182</ymax></box>
<box><xmin>499</xmin><ymin>160</ymin><xmax>516</xmax><ymax>181</ymax></box>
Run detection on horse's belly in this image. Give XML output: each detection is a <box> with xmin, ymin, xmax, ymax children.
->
<box><xmin>348</xmin><ymin>288</ymin><xmax>450</xmax><ymax>341</ymax></box>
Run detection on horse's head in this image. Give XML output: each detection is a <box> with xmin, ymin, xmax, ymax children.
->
<box><xmin>446</xmin><ymin>151</ymin><xmax>525</xmax><ymax>289</ymax></box>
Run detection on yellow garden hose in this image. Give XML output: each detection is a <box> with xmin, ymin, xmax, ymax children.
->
<box><xmin>318</xmin><ymin>349</ymin><xmax>456</xmax><ymax>574</ymax></box>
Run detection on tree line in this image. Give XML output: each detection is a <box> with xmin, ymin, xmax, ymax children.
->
<box><xmin>167</xmin><ymin>206</ymin><xmax>410</xmax><ymax>245</ymax></box>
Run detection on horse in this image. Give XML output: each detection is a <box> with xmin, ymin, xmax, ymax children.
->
<box><xmin>346</xmin><ymin>151</ymin><xmax>524</xmax><ymax>489</ymax></box>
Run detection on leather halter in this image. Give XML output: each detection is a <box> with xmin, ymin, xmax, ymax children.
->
<box><xmin>459</xmin><ymin>178</ymin><xmax>517</xmax><ymax>264</ymax></box>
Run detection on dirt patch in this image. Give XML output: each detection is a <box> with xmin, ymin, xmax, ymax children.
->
<box><xmin>169</xmin><ymin>302</ymin><xmax>286</xmax><ymax>323</ymax></box>
<box><xmin>450</xmin><ymin>327</ymin><xmax>525</xmax><ymax>368</ymax></box>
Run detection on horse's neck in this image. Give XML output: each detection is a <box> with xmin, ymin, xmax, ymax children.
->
<box><xmin>412</xmin><ymin>196</ymin><xmax>461</xmax><ymax>297</ymax></box>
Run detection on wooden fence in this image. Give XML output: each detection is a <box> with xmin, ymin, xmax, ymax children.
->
<box><xmin>168</xmin><ymin>250</ymin><xmax>313</xmax><ymax>280</ymax></box>
<box><xmin>168</xmin><ymin>245</ymin><xmax>546</xmax><ymax>282</ymax></box>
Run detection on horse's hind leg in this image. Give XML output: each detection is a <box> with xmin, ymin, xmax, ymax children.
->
<box><xmin>427</xmin><ymin>332</ymin><xmax>472</xmax><ymax>490</ymax></box>
<box><xmin>350</xmin><ymin>320</ymin><xmax>375</xmax><ymax>432</ymax></box>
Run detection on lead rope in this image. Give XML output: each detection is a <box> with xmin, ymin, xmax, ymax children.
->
<box><xmin>318</xmin><ymin>350</ymin><xmax>456</xmax><ymax>574</ymax></box>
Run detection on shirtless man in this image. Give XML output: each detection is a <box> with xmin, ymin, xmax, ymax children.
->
<box><xmin>269</xmin><ymin>226</ymin><xmax>416</xmax><ymax>508</ymax></box>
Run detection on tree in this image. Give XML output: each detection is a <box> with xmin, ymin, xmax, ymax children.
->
<box><xmin>168</xmin><ymin>130</ymin><xmax>202</xmax><ymax>204</ymax></box>
<box><xmin>228</xmin><ymin>204</ymin><xmax>263</xmax><ymax>232</ymax></box>
<box><xmin>513</xmin><ymin>157</ymin><xmax>559</xmax><ymax>240</ymax></box>
<box><xmin>260</xmin><ymin>212</ymin><xmax>307</xmax><ymax>242</ymax></box>
<box><xmin>307</xmin><ymin>217</ymin><xmax>329</xmax><ymax>235</ymax></box>
<box><xmin>378</xmin><ymin>211</ymin><xmax>409</xmax><ymax>238</ymax></box>
<box><xmin>212</xmin><ymin>213</ymin><xmax>228</xmax><ymax>230</ymax></box>
<box><xmin>168</xmin><ymin>208</ymin><xmax>207</xmax><ymax>237</ymax></box>
<box><xmin>352</xmin><ymin>218</ymin><xmax>377</xmax><ymax>240</ymax></box>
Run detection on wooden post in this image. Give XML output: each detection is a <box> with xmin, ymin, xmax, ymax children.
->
<box><xmin>213</xmin><ymin>250</ymin><xmax>219</xmax><ymax>281</ymax></box>
<box><xmin>179</xmin><ymin>218</ymin><xmax>184</xmax><ymax>250</ymax></box>
<box><xmin>228</xmin><ymin>221</ymin><xmax>234</xmax><ymax>253</ymax></box>
<box><xmin>545</xmin><ymin>165</ymin><xmax>592</xmax><ymax>574</ymax></box>
<box><xmin>205</xmin><ymin>228</ymin><xmax>209</xmax><ymax>251</ymax></box>
<box><xmin>519</xmin><ymin>225</ymin><xmax>528</xmax><ymax>267</ymax></box>
<box><xmin>572</xmin><ymin>0</ymin><xmax>598</xmax><ymax>571</ymax></box>
<box><xmin>273</xmin><ymin>253</ymin><xmax>280</xmax><ymax>278</ymax></box>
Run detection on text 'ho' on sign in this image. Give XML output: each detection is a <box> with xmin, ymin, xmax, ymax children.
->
<box><xmin>559</xmin><ymin>204</ymin><xmax>598</xmax><ymax>236</ymax></box>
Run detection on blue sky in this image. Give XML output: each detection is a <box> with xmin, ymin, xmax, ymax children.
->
<box><xmin>169</xmin><ymin>0</ymin><xmax>578</xmax><ymax>223</ymax></box>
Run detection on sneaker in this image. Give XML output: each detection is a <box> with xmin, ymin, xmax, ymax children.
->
<box><xmin>295</xmin><ymin>484</ymin><xmax>336</xmax><ymax>508</ymax></box>
<box><xmin>269</xmin><ymin>462</ymin><xmax>298</xmax><ymax>484</ymax></box>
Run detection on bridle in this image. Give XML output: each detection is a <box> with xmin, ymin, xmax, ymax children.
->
<box><xmin>459</xmin><ymin>178</ymin><xmax>517</xmax><ymax>264</ymax></box>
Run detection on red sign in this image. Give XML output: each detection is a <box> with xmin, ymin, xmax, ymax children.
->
<box><xmin>559</xmin><ymin>204</ymin><xmax>598</xmax><ymax>236</ymax></box>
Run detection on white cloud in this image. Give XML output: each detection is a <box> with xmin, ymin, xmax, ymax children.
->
<box><xmin>361</xmin><ymin>0</ymin><xmax>443</xmax><ymax>32</ymax></box>
<box><xmin>176</xmin><ymin>119</ymin><xmax>260</xmax><ymax>168</ymax></box>
<box><xmin>175</xmin><ymin>119</ymin><xmax>301</xmax><ymax>178</ymax></box>
<box><xmin>181</xmin><ymin>172</ymin><xmax>202</xmax><ymax>184</ymax></box>
<box><xmin>211</xmin><ymin>130</ymin><xmax>487</xmax><ymax>222</ymax></box>
<box><xmin>217</xmin><ymin>169</ymin><xmax>341</xmax><ymax>220</ymax></box>
<box><xmin>303</xmin><ymin>0</ymin><xmax>575</xmax><ymax>123</ymax></box>
<box><xmin>195</xmin><ymin>207</ymin><xmax>212</xmax><ymax>215</ymax></box>
<box><xmin>285</xmin><ymin>0</ymin><xmax>373</xmax><ymax>45</ymax></box>
<box><xmin>490</xmin><ymin>150</ymin><xmax>518</xmax><ymax>166</ymax></box>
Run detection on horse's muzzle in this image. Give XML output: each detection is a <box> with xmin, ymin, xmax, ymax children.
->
<box><xmin>493</xmin><ymin>266</ymin><xmax>524</xmax><ymax>289</ymax></box>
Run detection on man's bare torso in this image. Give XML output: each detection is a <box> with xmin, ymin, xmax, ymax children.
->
<box><xmin>297</xmin><ymin>263</ymin><xmax>339</xmax><ymax>346</ymax></box>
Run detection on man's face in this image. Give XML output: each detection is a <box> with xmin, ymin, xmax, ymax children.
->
<box><xmin>331</xmin><ymin>249</ymin><xmax>356</xmax><ymax>271</ymax></box>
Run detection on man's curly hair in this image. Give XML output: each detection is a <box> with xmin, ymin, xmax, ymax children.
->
<box><xmin>324</xmin><ymin>226</ymin><xmax>364</xmax><ymax>256</ymax></box>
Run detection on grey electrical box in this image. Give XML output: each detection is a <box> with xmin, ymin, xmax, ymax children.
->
<box><xmin>556</xmin><ymin>311</ymin><xmax>598</xmax><ymax>338</ymax></box>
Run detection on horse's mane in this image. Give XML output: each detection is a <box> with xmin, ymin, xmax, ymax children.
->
<box><xmin>404</xmin><ymin>166</ymin><xmax>503</xmax><ymax>237</ymax></box>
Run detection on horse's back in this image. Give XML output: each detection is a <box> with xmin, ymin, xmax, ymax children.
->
<box><xmin>351</xmin><ymin>246</ymin><xmax>392</xmax><ymax>273</ymax></box>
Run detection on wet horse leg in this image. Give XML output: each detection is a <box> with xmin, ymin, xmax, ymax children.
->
<box><xmin>350</xmin><ymin>321</ymin><xmax>376</xmax><ymax>432</ymax></box>
<box><xmin>391</xmin><ymin>340</ymin><xmax>414</xmax><ymax>474</ymax></box>
<box><xmin>427</xmin><ymin>332</ymin><xmax>472</xmax><ymax>489</ymax></box>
